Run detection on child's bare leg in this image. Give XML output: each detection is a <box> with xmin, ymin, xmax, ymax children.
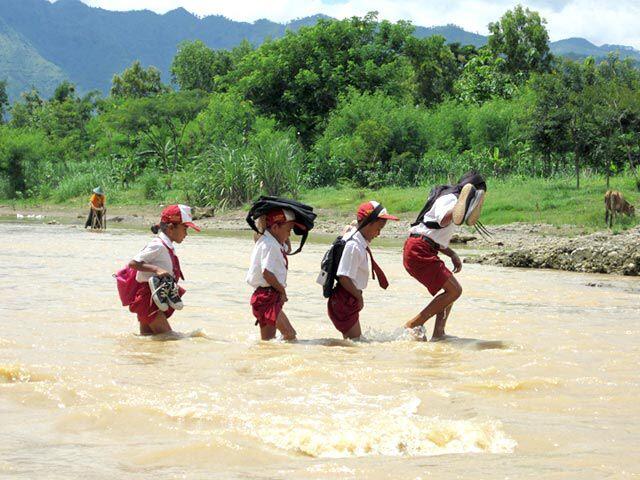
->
<box><xmin>276</xmin><ymin>311</ymin><xmax>296</xmax><ymax>341</ymax></box>
<box><xmin>139</xmin><ymin>323</ymin><xmax>153</xmax><ymax>335</ymax></box>
<box><xmin>405</xmin><ymin>277</ymin><xmax>462</xmax><ymax>329</ymax></box>
<box><xmin>432</xmin><ymin>304</ymin><xmax>452</xmax><ymax>340</ymax></box>
<box><xmin>260</xmin><ymin>324</ymin><xmax>277</xmax><ymax>341</ymax></box>
<box><xmin>148</xmin><ymin>312</ymin><xmax>172</xmax><ymax>335</ymax></box>
<box><xmin>343</xmin><ymin>321</ymin><xmax>362</xmax><ymax>340</ymax></box>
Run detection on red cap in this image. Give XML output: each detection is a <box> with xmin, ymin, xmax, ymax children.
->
<box><xmin>356</xmin><ymin>201</ymin><xmax>399</xmax><ymax>222</ymax></box>
<box><xmin>160</xmin><ymin>204</ymin><xmax>201</xmax><ymax>232</ymax></box>
<box><xmin>266</xmin><ymin>208</ymin><xmax>306</xmax><ymax>231</ymax></box>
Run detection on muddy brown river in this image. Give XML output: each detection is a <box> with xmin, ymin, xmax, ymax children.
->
<box><xmin>1</xmin><ymin>223</ymin><xmax>638</xmax><ymax>478</ymax></box>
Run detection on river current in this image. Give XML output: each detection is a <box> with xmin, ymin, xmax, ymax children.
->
<box><xmin>0</xmin><ymin>223</ymin><xmax>638</xmax><ymax>478</ymax></box>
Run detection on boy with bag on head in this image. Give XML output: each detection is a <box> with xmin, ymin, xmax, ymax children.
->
<box><xmin>403</xmin><ymin>172</ymin><xmax>487</xmax><ymax>340</ymax></box>
<box><xmin>327</xmin><ymin>201</ymin><xmax>399</xmax><ymax>340</ymax></box>
<box><xmin>246</xmin><ymin>208</ymin><xmax>306</xmax><ymax>341</ymax></box>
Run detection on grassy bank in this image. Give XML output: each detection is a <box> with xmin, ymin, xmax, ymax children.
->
<box><xmin>301</xmin><ymin>175</ymin><xmax>639</xmax><ymax>229</ymax></box>
<box><xmin>2</xmin><ymin>174</ymin><xmax>638</xmax><ymax>230</ymax></box>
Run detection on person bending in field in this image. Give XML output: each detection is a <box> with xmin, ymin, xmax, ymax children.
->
<box><xmin>403</xmin><ymin>172</ymin><xmax>487</xmax><ymax>340</ymax></box>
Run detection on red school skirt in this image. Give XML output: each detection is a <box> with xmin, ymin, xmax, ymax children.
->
<box><xmin>250</xmin><ymin>287</ymin><xmax>283</xmax><ymax>328</ymax></box>
<box><xmin>129</xmin><ymin>282</ymin><xmax>185</xmax><ymax>325</ymax></box>
<box><xmin>403</xmin><ymin>236</ymin><xmax>452</xmax><ymax>296</ymax></box>
<box><xmin>327</xmin><ymin>285</ymin><xmax>363</xmax><ymax>334</ymax></box>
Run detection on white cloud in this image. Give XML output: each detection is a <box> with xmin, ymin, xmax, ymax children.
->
<box><xmin>65</xmin><ymin>0</ymin><xmax>640</xmax><ymax>49</ymax></box>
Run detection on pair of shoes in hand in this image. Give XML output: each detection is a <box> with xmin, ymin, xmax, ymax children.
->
<box><xmin>452</xmin><ymin>183</ymin><xmax>485</xmax><ymax>226</ymax></box>
<box><xmin>148</xmin><ymin>275</ymin><xmax>183</xmax><ymax>311</ymax></box>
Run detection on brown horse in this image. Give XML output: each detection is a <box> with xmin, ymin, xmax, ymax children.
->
<box><xmin>605</xmin><ymin>190</ymin><xmax>635</xmax><ymax>227</ymax></box>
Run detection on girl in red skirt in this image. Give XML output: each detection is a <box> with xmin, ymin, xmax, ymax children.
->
<box><xmin>403</xmin><ymin>173</ymin><xmax>486</xmax><ymax>340</ymax></box>
<box><xmin>116</xmin><ymin>205</ymin><xmax>200</xmax><ymax>335</ymax></box>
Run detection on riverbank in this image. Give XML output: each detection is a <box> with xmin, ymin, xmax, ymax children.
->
<box><xmin>2</xmin><ymin>202</ymin><xmax>638</xmax><ymax>276</ymax></box>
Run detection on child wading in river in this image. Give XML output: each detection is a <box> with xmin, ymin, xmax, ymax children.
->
<box><xmin>327</xmin><ymin>201</ymin><xmax>399</xmax><ymax>340</ymax></box>
<box><xmin>403</xmin><ymin>172</ymin><xmax>486</xmax><ymax>340</ymax></box>
<box><xmin>246</xmin><ymin>208</ymin><xmax>306</xmax><ymax>341</ymax></box>
<box><xmin>115</xmin><ymin>205</ymin><xmax>200</xmax><ymax>335</ymax></box>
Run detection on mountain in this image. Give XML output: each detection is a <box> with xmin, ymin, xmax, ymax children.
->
<box><xmin>0</xmin><ymin>16</ymin><xmax>67</xmax><ymax>101</ymax></box>
<box><xmin>0</xmin><ymin>0</ymin><xmax>639</xmax><ymax>101</ymax></box>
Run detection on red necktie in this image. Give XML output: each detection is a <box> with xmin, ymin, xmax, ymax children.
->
<box><xmin>366</xmin><ymin>247</ymin><xmax>389</xmax><ymax>290</ymax></box>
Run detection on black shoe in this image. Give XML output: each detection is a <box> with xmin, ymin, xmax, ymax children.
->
<box><xmin>165</xmin><ymin>278</ymin><xmax>183</xmax><ymax>310</ymax></box>
<box><xmin>148</xmin><ymin>275</ymin><xmax>170</xmax><ymax>312</ymax></box>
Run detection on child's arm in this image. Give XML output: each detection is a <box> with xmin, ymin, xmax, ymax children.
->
<box><xmin>338</xmin><ymin>276</ymin><xmax>364</xmax><ymax>310</ymax></box>
<box><xmin>438</xmin><ymin>247</ymin><xmax>462</xmax><ymax>273</ymax></box>
<box><xmin>128</xmin><ymin>260</ymin><xmax>171</xmax><ymax>277</ymax></box>
<box><xmin>263</xmin><ymin>269</ymin><xmax>288</xmax><ymax>303</ymax></box>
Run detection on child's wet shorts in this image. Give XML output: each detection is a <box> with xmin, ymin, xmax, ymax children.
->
<box><xmin>250</xmin><ymin>287</ymin><xmax>284</xmax><ymax>327</ymax></box>
<box><xmin>403</xmin><ymin>236</ymin><xmax>452</xmax><ymax>296</ymax></box>
<box><xmin>327</xmin><ymin>285</ymin><xmax>363</xmax><ymax>334</ymax></box>
<box><xmin>129</xmin><ymin>282</ymin><xmax>185</xmax><ymax>324</ymax></box>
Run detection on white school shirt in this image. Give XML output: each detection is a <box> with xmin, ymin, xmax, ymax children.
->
<box><xmin>336</xmin><ymin>228</ymin><xmax>370</xmax><ymax>291</ymax></box>
<box><xmin>246</xmin><ymin>230</ymin><xmax>288</xmax><ymax>289</ymax></box>
<box><xmin>408</xmin><ymin>193</ymin><xmax>457</xmax><ymax>248</ymax></box>
<box><xmin>133</xmin><ymin>232</ymin><xmax>175</xmax><ymax>282</ymax></box>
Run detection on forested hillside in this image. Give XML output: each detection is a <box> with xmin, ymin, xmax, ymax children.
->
<box><xmin>0</xmin><ymin>7</ymin><xmax>638</xmax><ymax>226</ymax></box>
<box><xmin>0</xmin><ymin>0</ymin><xmax>639</xmax><ymax>99</ymax></box>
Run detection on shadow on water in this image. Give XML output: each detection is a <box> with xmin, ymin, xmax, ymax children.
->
<box><xmin>432</xmin><ymin>335</ymin><xmax>512</xmax><ymax>350</ymax></box>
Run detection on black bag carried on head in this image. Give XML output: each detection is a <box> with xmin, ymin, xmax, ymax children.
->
<box><xmin>316</xmin><ymin>204</ymin><xmax>384</xmax><ymax>297</ymax></box>
<box><xmin>246</xmin><ymin>196</ymin><xmax>317</xmax><ymax>254</ymax></box>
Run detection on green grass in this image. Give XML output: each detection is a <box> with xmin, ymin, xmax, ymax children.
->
<box><xmin>300</xmin><ymin>175</ymin><xmax>640</xmax><ymax>230</ymax></box>
<box><xmin>3</xmin><ymin>173</ymin><xmax>638</xmax><ymax>231</ymax></box>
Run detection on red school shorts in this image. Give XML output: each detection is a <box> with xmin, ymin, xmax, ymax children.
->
<box><xmin>327</xmin><ymin>285</ymin><xmax>363</xmax><ymax>334</ymax></box>
<box><xmin>128</xmin><ymin>281</ymin><xmax>185</xmax><ymax>325</ymax></box>
<box><xmin>403</xmin><ymin>236</ymin><xmax>452</xmax><ymax>296</ymax></box>
<box><xmin>250</xmin><ymin>287</ymin><xmax>284</xmax><ymax>328</ymax></box>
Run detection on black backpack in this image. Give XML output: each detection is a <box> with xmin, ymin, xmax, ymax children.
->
<box><xmin>411</xmin><ymin>185</ymin><xmax>452</xmax><ymax>230</ymax></box>
<box><xmin>246</xmin><ymin>196</ymin><xmax>317</xmax><ymax>254</ymax></box>
<box><xmin>317</xmin><ymin>204</ymin><xmax>383</xmax><ymax>298</ymax></box>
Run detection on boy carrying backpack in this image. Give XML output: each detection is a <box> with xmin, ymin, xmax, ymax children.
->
<box><xmin>320</xmin><ymin>201</ymin><xmax>398</xmax><ymax>340</ymax></box>
<box><xmin>403</xmin><ymin>171</ymin><xmax>487</xmax><ymax>340</ymax></box>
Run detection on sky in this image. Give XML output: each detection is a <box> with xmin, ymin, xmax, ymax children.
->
<box><xmin>60</xmin><ymin>0</ymin><xmax>640</xmax><ymax>49</ymax></box>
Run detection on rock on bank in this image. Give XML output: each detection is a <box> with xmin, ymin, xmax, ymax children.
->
<box><xmin>467</xmin><ymin>226</ymin><xmax>640</xmax><ymax>276</ymax></box>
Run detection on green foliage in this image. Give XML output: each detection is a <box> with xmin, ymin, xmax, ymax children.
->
<box><xmin>171</xmin><ymin>40</ymin><xmax>227</xmax><ymax>93</ymax></box>
<box><xmin>0</xmin><ymin>79</ymin><xmax>7</xmax><ymax>123</ymax></box>
<box><xmin>0</xmin><ymin>127</ymin><xmax>50</xmax><ymax>198</ymax></box>
<box><xmin>188</xmin><ymin>92</ymin><xmax>256</xmax><ymax>152</ymax></box>
<box><xmin>111</xmin><ymin>61</ymin><xmax>169</xmax><ymax>99</ymax></box>
<box><xmin>177</xmin><ymin>124</ymin><xmax>303</xmax><ymax>207</ymax></box>
<box><xmin>230</xmin><ymin>13</ymin><xmax>416</xmax><ymax>142</ymax></box>
<box><xmin>311</xmin><ymin>90</ymin><xmax>430</xmax><ymax>187</ymax></box>
<box><xmin>488</xmin><ymin>5</ymin><xmax>553</xmax><ymax>77</ymax></box>
<box><xmin>454</xmin><ymin>49</ymin><xmax>520</xmax><ymax>104</ymax></box>
<box><xmin>404</xmin><ymin>35</ymin><xmax>458</xmax><ymax>105</ymax></box>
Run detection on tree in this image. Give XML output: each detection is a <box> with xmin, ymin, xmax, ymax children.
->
<box><xmin>529</xmin><ymin>72</ymin><xmax>571</xmax><ymax>177</ymax></box>
<box><xmin>10</xmin><ymin>89</ymin><xmax>44</xmax><ymax>129</ymax></box>
<box><xmin>111</xmin><ymin>61</ymin><xmax>169</xmax><ymax>99</ymax></box>
<box><xmin>0</xmin><ymin>80</ymin><xmax>8</xmax><ymax>124</ymax></box>
<box><xmin>488</xmin><ymin>5</ymin><xmax>552</xmax><ymax>77</ymax></box>
<box><xmin>51</xmin><ymin>81</ymin><xmax>77</xmax><ymax>103</ymax></box>
<box><xmin>171</xmin><ymin>40</ymin><xmax>230</xmax><ymax>93</ymax></box>
<box><xmin>102</xmin><ymin>91</ymin><xmax>208</xmax><ymax>184</ymax></box>
<box><xmin>404</xmin><ymin>35</ymin><xmax>459</xmax><ymax>106</ymax></box>
<box><xmin>0</xmin><ymin>127</ymin><xmax>49</xmax><ymax>198</ymax></box>
<box><xmin>229</xmin><ymin>13</ymin><xmax>416</xmax><ymax>143</ymax></box>
<box><xmin>454</xmin><ymin>48</ymin><xmax>519</xmax><ymax>104</ymax></box>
